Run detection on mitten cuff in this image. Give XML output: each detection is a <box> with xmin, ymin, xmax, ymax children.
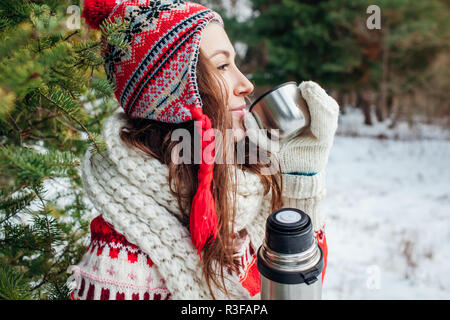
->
<box><xmin>279</xmin><ymin>142</ymin><xmax>331</xmax><ymax>174</ymax></box>
<box><xmin>281</xmin><ymin>171</ymin><xmax>327</xmax><ymax>231</ymax></box>
<box><xmin>281</xmin><ymin>170</ymin><xmax>326</xmax><ymax>200</ymax></box>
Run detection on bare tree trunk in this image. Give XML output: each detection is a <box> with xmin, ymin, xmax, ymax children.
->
<box><xmin>336</xmin><ymin>90</ymin><xmax>345</xmax><ymax>114</ymax></box>
<box><xmin>376</xmin><ymin>24</ymin><xmax>390</xmax><ymax>122</ymax></box>
<box><xmin>405</xmin><ymin>94</ymin><xmax>414</xmax><ymax>129</ymax></box>
<box><xmin>350</xmin><ymin>91</ymin><xmax>357</xmax><ymax>108</ymax></box>
<box><xmin>341</xmin><ymin>91</ymin><xmax>349</xmax><ymax>115</ymax></box>
<box><xmin>388</xmin><ymin>95</ymin><xmax>403</xmax><ymax>129</ymax></box>
<box><xmin>387</xmin><ymin>93</ymin><xmax>393</xmax><ymax>117</ymax></box>
<box><xmin>358</xmin><ymin>90</ymin><xmax>373</xmax><ymax>126</ymax></box>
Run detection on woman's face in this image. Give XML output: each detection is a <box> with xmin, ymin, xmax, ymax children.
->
<box><xmin>200</xmin><ymin>22</ymin><xmax>254</xmax><ymax>141</ymax></box>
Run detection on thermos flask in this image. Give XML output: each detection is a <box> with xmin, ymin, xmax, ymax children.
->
<box><xmin>249</xmin><ymin>81</ymin><xmax>311</xmax><ymax>141</ymax></box>
<box><xmin>257</xmin><ymin>208</ymin><xmax>324</xmax><ymax>300</ymax></box>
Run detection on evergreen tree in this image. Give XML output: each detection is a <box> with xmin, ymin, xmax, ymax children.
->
<box><xmin>224</xmin><ymin>0</ymin><xmax>449</xmax><ymax>124</ymax></box>
<box><xmin>372</xmin><ymin>0</ymin><xmax>449</xmax><ymax>123</ymax></box>
<box><xmin>226</xmin><ymin>0</ymin><xmax>366</xmax><ymax>88</ymax></box>
<box><xmin>0</xmin><ymin>0</ymin><xmax>129</xmax><ymax>299</ymax></box>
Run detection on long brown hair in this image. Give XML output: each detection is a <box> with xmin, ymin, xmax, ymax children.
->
<box><xmin>119</xmin><ymin>49</ymin><xmax>283</xmax><ymax>299</ymax></box>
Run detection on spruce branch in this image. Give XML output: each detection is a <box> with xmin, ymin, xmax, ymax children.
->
<box><xmin>0</xmin><ymin>188</ymin><xmax>36</xmax><ymax>224</ymax></box>
<box><xmin>37</xmin><ymin>88</ymin><xmax>106</xmax><ymax>158</ymax></box>
<box><xmin>100</xmin><ymin>16</ymin><xmax>132</xmax><ymax>51</ymax></box>
<box><xmin>0</xmin><ymin>0</ymin><xmax>113</xmax><ymax>300</ymax></box>
<box><xmin>0</xmin><ymin>264</ymin><xmax>34</xmax><ymax>300</ymax></box>
<box><xmin>6</xmin><ymin>112</ymin><xmax>23</xmax><ymax>146</ymax></box>
<box><xmin>62</xmin><ymin>30</ymin><xmax>78</xmax><ymax>42</ymax></box>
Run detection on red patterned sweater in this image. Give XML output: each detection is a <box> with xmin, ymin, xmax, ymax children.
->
<box><xmin>69</xmin><ymin>215</ymin><xmax>327</xmax><ymax>300</ymax></box>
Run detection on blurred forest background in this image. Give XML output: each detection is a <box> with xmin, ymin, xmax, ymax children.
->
<box><xmin>204</xmin><ymin>0</ymin><xmax>450</xmax><ymax>128</ymax></box>
<box><xmin>0</xmin><ymin>0</ymin><xmax>448</xmax><ymax>299</ymax></box>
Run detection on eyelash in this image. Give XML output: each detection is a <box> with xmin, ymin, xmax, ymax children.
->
<box><xmin>217</xmin><ymin>64</ymin><xmax>229</xmax><ymax>71</ymax></box>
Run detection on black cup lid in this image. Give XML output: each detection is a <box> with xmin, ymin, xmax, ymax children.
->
<box><xmin>265</xmin><ymin>208</ymin><xmax>314</xmax><ymax>254</ymax></box>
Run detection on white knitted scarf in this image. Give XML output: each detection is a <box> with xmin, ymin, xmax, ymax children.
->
<box><xmin>80</xmin><ymin>109</ymin><xmax>273</xmax><ymax>299</ymax></box>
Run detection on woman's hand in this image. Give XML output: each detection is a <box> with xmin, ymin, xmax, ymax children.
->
<box><xmin>243</xmin><ymin>81</ymin><xmax>339</xmax><ymax>174</ymax></box>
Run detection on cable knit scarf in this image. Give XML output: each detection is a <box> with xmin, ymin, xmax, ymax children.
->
<box><xmin>79</xmin><ymin>108</ymin><xmax>273</xmax><ymax>299</ymax></box>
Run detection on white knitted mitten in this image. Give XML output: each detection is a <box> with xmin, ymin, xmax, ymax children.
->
<box><xmin>244</xmin><ymin>81</ymin><xmax>339</xmax><ymax>174</ymax></box>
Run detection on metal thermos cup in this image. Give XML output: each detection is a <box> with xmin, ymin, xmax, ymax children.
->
<box><xmin>257</xmin><ymin>208</ymin><xmax>324</xmax><ymax>300</ymax></box>
<box><xmin>249</xmin><ymin>81</ymin><xmax>311</xmax><ymax>141</ymax></box>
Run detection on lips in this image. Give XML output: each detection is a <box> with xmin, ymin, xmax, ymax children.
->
<box><xmin>231</xmin><ymin>105</ymin><xmax>246</xmax><ymax>112</ymax></box>
<box><xmin>231</xmin><ymin>106</ymin><xmax>246</xmax><ymax>121</ymax></box>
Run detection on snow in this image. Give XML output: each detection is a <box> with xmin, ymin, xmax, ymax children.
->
<box><xmin>321</xmin><ymin>107</ymin><xmax>450</xmax><ymax>299</ymax></box>
<box><xmin>337</xmin><ymin>106</ymin><xmax>450</xmax><ymax>141</ymax></box>
<box><xmin>26</xmin><ymin>105</ymin><xmax>450</xmax><ymax>299</ymax></box>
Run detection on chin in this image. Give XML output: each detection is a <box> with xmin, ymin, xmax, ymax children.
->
<box><xmin>233</xmin><ymin>128</ymin><xmax>246</xmax><ymax>142</ymax></box>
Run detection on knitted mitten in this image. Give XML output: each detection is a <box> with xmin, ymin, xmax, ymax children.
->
<box><xmin>243</xmin><ymin>81</ymin><xmax>339</xmax><ymax>174</ymax></box>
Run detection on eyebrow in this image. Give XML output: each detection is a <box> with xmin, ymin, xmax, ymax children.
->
<box><xmin>208</xmin><ymin>49</ymin><xmax>236</xmax><ymax>59</ymax></box>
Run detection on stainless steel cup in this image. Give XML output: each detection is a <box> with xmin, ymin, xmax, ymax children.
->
<box><xmin>257</xmin><ymin>208</ymin><xmax>324</xmax><ymax>300</ymax></box>
<box><xmin>249</xmin><ymin>81</ymin><xmax>310</xmax><ymax>141</ymax></box>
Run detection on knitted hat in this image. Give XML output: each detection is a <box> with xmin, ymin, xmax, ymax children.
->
<box><xmin>82</xmin><ymin>0</ymin><xmax>224</xmax><ymax>258</ymax></box>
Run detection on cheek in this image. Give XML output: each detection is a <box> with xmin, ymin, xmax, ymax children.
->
<box><xmin>221</xmin><ymin>75</ymin><xmax>233</xmax><ymax>106</ymax></box>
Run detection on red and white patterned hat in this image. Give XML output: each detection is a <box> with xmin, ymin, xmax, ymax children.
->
<box><xmin>83</xmin><ymin>0</ymin><xmax>224</xmax><ymax>258</ymax></box>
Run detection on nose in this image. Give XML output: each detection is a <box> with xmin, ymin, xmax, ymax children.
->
<box><xmin>234</xmin><ymin>71</ymin><xmax>254</xmax><ymax>98</ymax></box>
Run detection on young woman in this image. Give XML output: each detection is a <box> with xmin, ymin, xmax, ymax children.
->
<box><xmin>67</xmin><ymin>0</ymin><xmax>339</xmax><ymax>300</ymax></box>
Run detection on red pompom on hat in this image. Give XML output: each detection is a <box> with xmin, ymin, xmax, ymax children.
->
<box><xmin>82</xmin><ymin>0</ymin><xmax>225</xmax><ymax>258</ymax></box>
<box><xmin>82</xmin><ymin>0</ymin><xmax>117</xmax><ymax>30</ymax></box>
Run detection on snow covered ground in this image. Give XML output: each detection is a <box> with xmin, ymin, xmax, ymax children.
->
<box><xmin>205</xmin><ymin>1</ymin><xmax>450</xmax><ymax>299</ymax></box>
<box><xmin>36</xmin><ymin>105</ymin><xmax>449</xmax><ymax>300</ymax></box>
<box><xmin>322</xmin><ymin>107</ymin><xmax>450</xmax><ymax>299</ymax></box>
